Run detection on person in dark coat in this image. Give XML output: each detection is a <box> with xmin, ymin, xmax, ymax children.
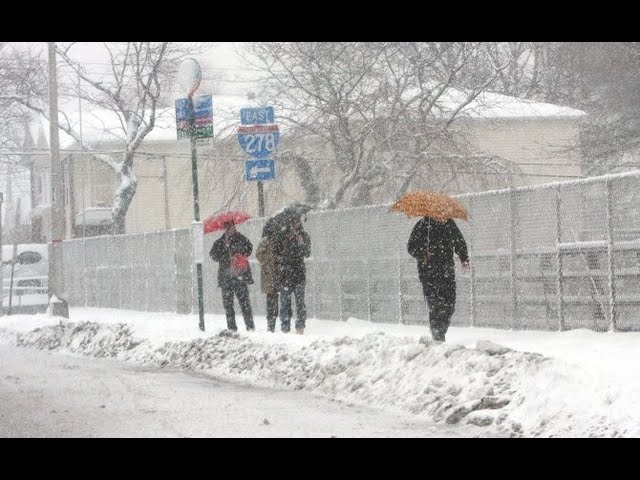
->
<box><xmin>407</xmin><ymin>216</ymin><xmax>469</xmax><ymax>342</ymax></box>
<box><xmin>272</xmin><ymin>218</ymin><xmax>311</xmax><ymax>334</ymax></box>
<box><xmin>209</xmin><ymin>222</ymin><xmax>255</xmax><ymax>332</ymax></box>
<box><xmin>256</xmin><ymin>225</ymin><xmax>291</xmax><ymax>333</ymax></box>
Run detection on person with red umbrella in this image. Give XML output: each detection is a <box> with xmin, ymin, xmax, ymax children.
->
<box><xmin>208</xmin><ymin>213</ymin><xmax>255</xmax><ymax>332</ymax></box>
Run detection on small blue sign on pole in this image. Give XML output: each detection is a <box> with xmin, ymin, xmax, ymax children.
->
<box><xmin>175</xmin><ymin>94</ymin><xmax>213</xmax><ymax>121</ymax></box>
<box><xmin>176</xmin><ymin>94</ymin><xmax>213</xmax><ymax>139</ymax></box>
<box><xmin>240</xmin><ymin>107</ymin><xmax>275</xmax><ymax>125</ymax></box>
<box><xmin>245</xmin><ymin>159</ymin><xmax>276</xmax><ymax>181</ymax></box>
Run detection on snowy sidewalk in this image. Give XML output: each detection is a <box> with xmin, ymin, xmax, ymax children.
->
<box><xmin>2</xmin><ymin>308</ymin><xmax>639</xmax><ymax>437</ymax></box>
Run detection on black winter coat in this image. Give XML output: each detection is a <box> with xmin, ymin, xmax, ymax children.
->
<box><xmin>407</xmin><ymin>217</ymin><xmax>468</xmax><ymax>282</ymax></box>
<box><xmin>272</xmin><ymin>228</ymin><xmax>311</xmax><ymax>289</ymax></box>
<box><xmin>209</xmin><ymin>232</ymin><xmax>254</xmax><ymax>288</ymax></box>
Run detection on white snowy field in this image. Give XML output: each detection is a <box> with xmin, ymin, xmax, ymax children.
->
<box><xmin>1</xmin><ymin>307</ymin><xmax>639</xmax><ymax>438</ymax></box>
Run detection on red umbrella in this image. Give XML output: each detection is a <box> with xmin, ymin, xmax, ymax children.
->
<box><xmin>203</xmin><ymin>211</ymin><xmax>251</xmax><ymax>234</ymax></box>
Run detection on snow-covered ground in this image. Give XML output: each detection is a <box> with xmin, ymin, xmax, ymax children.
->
<box><xmin>1</xmin><ymin>308</ymin><xmax>639</xmax><ymax>437</ymax></box>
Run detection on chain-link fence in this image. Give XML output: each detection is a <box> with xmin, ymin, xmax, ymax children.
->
<box><xmin>62</xmin><ymin>170</ymin><xmax>640</xmax><ymax>332</ymax></box>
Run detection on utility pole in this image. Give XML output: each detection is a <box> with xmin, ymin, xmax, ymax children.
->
<box><xmin>47</xmin><ymin>42</ymin><xmax>69</xmax><ymax>318</ymax></box>
<box><xmin>78</xmin><ymin>71</ymin><xmax>86</xmax><ymax>239</ymax></box>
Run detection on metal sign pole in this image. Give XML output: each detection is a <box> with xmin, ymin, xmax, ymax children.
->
<box><xmin>177</xmin><ymin>58</ymin><xmax>207</xmax><ymax>332</ymax></box>
<box><xmin>188</xmin><ymin>95</ymin><xmax>205</xmax><ymax>331</ymax></box>
<box><xmin>257</xmin><ymin>180</ymin><xmax>265</xmax><ymax>217</ymax></box>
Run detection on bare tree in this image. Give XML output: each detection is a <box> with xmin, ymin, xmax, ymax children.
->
<box><xmin>484</xmin><ymin>42</ymin><xmax>640</xmax><ymax>175</ymax></box>
<box><xmin>1</xmin><ymin>42</ymin><xmax>210</xmax><ymax>234</ymax></box>
<box><xmin>0</xmin><ymin>47</ymin><xmax>37</xmax><ymax>234</ymax></box>
<box><xmin>243</xmin><ymin>42</ymin><xmax>517</xmax><ymax>208</ymax></box>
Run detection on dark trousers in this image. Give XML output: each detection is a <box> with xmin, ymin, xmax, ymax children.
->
<box><xmin>221</xmin><ymin>280</ymin><xmax>254</xmax><ymax>331</ymax></box>
<box><xmin>280</xmin><ymin>284</ymin><xmax>306</xmax><ymax>332</ymax></box>
<box><xmin>421</xmin><ymin>277</ymin><xmax>456</xmax><ymax>341</ymax></box>
<box><xmin>266</xmin><ymin>292</ymin><xmax>292</xmax><ymax>332</ymax></box>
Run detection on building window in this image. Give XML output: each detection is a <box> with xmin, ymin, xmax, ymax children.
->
<box><xmin>34</xmin><ymin>171</ymin><xmax>50</xmax><ymax>206</ymax></box>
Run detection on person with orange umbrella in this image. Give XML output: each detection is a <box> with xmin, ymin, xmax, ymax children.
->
<box><xmin>207</xmin><ymin>212</ymin><xmax>255</xmax><ymax>332</ymax></box>
<box><xmin>391</xmin><ymin>191</ymin><xmax>470</xmax><ymax>342</ymax></box>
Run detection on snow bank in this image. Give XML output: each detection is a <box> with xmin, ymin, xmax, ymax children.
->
<box><xmin>5</xmin><ymin>316</ymin><xmax>635</xmax><ymax>438</ymax></box>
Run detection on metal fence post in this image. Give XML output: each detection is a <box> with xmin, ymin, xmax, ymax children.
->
<box><xmin>336</xmin><ymin>211</ymin><xmax>344</xmax><ymax>322</ymax></box>
<box><xmin>366</xmin><ymin>256</ymin><xmax>372</xmax><ymax>324</ymax></box>
<box><xmin>173</xmin><ymin>230</ymin><xmax>179</xmax><ymax>314</ymax></box>
<box><xmin>508</xmin><ymin>189</ymin><xmax>518</xmax><ymax>329</ymax></box>
<box><xmin>310</xmin><ymin>218</ymin><xmax>318</xmax><ymax>320</ymax></box>
<box><xmin>364</xmin><ymin>208</ymin><xmax>372</xmax><ymax>324</ymax></box>
<box><xmin>397</xmin><ymin>240</ymin><xmax>404</xmax><ymax>324</ymax></box>
<box><xmin>102</xmin><ymin>237</ymin><xmax>108</xmax><ymax>308</ymax></box>
<box><xmin>555</xmin><ymin>185</ymin><xmax>565</xmax><ymax>331</ymax></box>
<box><xmin>191</xmin><ymin>234</ymin><xmax>196</xmax><ymax>315</ymax></box>
<box><xmin>605</xmin><ymin>178</ymin><xmax>617</xmax><ymax>331</ymax></box>
<box><xmin>82</xmin><ymin>238</ymin><xmax>87</xmax><ymax>307</ymax></box>
<box><xmin>144</xmin><ymin>233</ymin><xmax>149</xmax><ymax>312</ymax></box>
<box><xmin>130</xmin><ymin>236</ymin><xmax>135</xmax><ymax>311</ymax></box>
<box><xmin>117</xmin><ymin>238</ymin><xmax>123</xmax><ymax>310</ymax></box>
<box><xmin>468</xmin><ymin>196</ymin><xmax>476</xmax><ymax>328</ymax></box>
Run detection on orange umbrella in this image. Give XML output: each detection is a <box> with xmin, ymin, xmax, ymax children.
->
<box><xmin>389</xmin><ymin>191</ymin><xmax>469</xmax><ymax>221</ymax></box>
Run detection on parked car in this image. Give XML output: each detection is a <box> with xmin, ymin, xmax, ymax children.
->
<box><xmin>2</xmin><ymin>244</ymin><xmax>49</xmax><ymax>309</ymax></box>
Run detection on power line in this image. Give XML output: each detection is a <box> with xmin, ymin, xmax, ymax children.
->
<box><xmin>0</xmin><ymin>148</ymin><xmax>589</xmax><ymax>178</ymax></box>
<box><xmin>0</xmin><ymin>147</ymin><xmax>605</xmax><ymax>168</ymax></box>
<box><xmin>0</xmin><ymin>58</ymin><xmax>263</xmax><ymax>73</ymax></box>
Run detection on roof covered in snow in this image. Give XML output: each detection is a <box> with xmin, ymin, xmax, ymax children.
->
<box><xmin>27</xmin><ymin>90</ymin><xmax>586</xmax><ymax>151</ymax></box>
<box><xmin>399</xmin><ymin>85</ymin><xmax>586</xmax><ymax>120</ymax></box>
<box><xmin>443</xmin><ymin>90</ymin><xmax>586</xmax><ymax>119</ymax></box>
<box><xmin>29</xmin><ymin>94</ymin><xmax>255</xmax><ymax>150</ymax></box>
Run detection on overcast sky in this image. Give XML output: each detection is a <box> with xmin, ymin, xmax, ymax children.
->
<box><xmin>7</xmin><ymin>42</ymin><xmax>260</xmax><ymax>103</ymax></box>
